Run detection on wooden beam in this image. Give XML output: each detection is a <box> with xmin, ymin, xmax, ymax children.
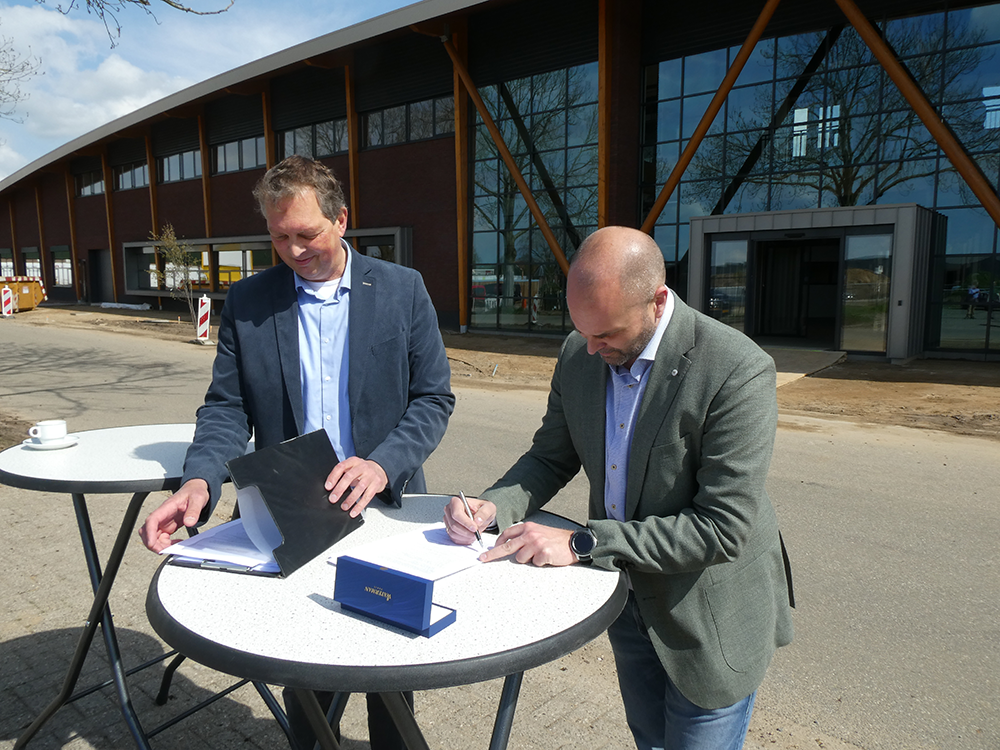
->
<box><xmin>441</xmin><ymin>37</ymin><xmax>570</xmax><ymax>276</ymax></box>
<box><xmin>145</xmin><ymin>132</ymin><xmax>160</xmax><ymax>232</ymax></box>
<box><xmin>8</xmin><ymin>199</ymin><xmax>19</xmax><ymax>274</ymax></box>
<box><xmin>834</xmin><ymin>0</ymin><xmax>1000</xmax><ymax>230</ymax></box>
<box><xmin>197</xmin><ymin>112</ymin><xmax>213</xmax><ymax>237</ymax></box>
<box><xmin>451</xmin><ymin>21</ymin><xmax>471</xmax><ymax>329</ymax></box>
<box><xmin>262</xmin><ymin>89</ymin><xmax>276</xmax><ymax>169</ymax></box>
<box><xmin>640</xmin><ymin>0</ymin><xmax>782</xmax><ymax>233</ymax></box>
<box><xmin>100</xmin><ymin>151</ymin><xmax>119</xmax><ymax>302</ymax></box>
<box><xmin>34</xmin><ymin>184</ymin><xmax>49</xmax><ymax>289</ymax></box>
<box><xmin>344</xmin><ymin>59</ymin><xmax>362</xmax><ymax>231</ymax></box>
<box><xmin>64</xmin><ymin>169</ymin><xmax>81</xmax><ymax>301</ymax></box>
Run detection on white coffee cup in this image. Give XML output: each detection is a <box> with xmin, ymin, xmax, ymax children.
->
<box><xmin>29</xmin><ymin>419</ymin><xmax>68</xmax><ymax>443</ymax></box>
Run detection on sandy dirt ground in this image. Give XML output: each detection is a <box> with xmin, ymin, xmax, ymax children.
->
<box><xmin>1</xmin><ymin>305</ymin><xmax>998</xmax><ymax>449</ymax></box>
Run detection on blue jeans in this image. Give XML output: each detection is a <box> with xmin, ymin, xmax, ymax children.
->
<box><xmin>606</xmin><ymin>591</ymin><xmax>756</xmax><ymax>750</ymax></box>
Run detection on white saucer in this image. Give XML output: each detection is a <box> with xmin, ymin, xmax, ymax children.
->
<box><xmin>22</xmin><ymin>434</ymin><xmax>79</xmax><ymax>451</ymax></box>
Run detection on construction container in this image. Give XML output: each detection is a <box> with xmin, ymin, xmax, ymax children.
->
<box><xmin>0</xmin><ymin>277</ymin><xmax>48</xmax><ymax>312</ymax></box>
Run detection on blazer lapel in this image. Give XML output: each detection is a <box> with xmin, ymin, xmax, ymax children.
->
<box><xmin>624</xmin><ymin>299</ymin><xmax>695</xmax><ymax>520</ymax></box>
<box><xmin>347</xmin><ymin>250</ymin><xmax>375</xmax><ymax>419</ymax></box>
<box><xmin>271</xmin><ymin>265</ymin><xmax>305</xmax><ymax>434</ymax></box>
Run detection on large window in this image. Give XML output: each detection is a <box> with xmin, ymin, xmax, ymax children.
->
<box><xmin>52</xmin><ymin>246</ymin><xmax>72</xmax><ymax>287</ymax></box>
<box><xmin>114</xmin><ymin>161</ymin><xmax>149</xmax><ymax>191</ymax></box>
<box><xmin>281</xmin><ymin>119</ymin><xmax>348</xmax><ymax>159</ymax></box>
<box><xmin>213</xmin><ymin>137</ymin><xmax>266</xmax><ymax>174</ymax></box>
<box><xmin>471</xmin><ymin>63</ymin><xmax>599</xmax><ymax>333</ymax></box>
<box><xmin>159</xmin><ymin>149</ymin><xmax>202</xmax><ymax>183</ymax></box>
<box><xmin>363</xmin><ymin>96</ymin><xmax>455</xmax><ymax>148</ymax></box>
<box><xmin>1</xmin><ymin>248</ymin><xmax>13</xmax><ymax>276</ymax></box>
<box><xmin>643</xmin><ymin>5</ymin><xmax>1000</xmax><ymax>355</ymax></box>
<box><xmin>76</xmin><ymin>170</ymin><xmax>104</xmax><ymax>197</ymax></box>
<box><xmin>21</xmin><ymin>247</ymin><xmax>40</xmax><ymax>277</ymax></box>
<box><xmin>124</xmin><ymin>239</ymin><xmax>273</xmax><ymax>296</ymax></box>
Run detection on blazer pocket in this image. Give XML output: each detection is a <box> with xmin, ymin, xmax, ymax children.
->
<box><xmin>705</xmin><ymin>551</ymin><xmax>779</xmax><ymax>673</ymax></box>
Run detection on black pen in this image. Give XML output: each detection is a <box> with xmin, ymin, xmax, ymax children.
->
<box><xmin>459</xmin><ymin>491</ymin><xmax>485</xmax><ymax>550</ymax></box>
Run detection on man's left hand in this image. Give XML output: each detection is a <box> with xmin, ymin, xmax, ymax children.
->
<box><xmin>325</xmin><ymin>457</ymin><xmax>388</xmax><ymax>517</ymax></box>
<box><xmin>479</xmin><ymin>522</ymin><xmax>576</xmax><ymax>566</ymax></box>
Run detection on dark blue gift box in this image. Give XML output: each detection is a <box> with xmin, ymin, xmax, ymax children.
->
<box><xmin>333</xmin><ymin>556</ymin><xmax>456</xmax><ymax>637</ymax></box>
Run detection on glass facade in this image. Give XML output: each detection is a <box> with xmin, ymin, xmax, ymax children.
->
<box><xmin>159</xmin><ymin>149</ymin><xmax>202</xmax><ymax>183</ymax></box>
<box><xmin>471</xmin><ymin>62</ymin><xmax>599</xmax><ymax>332</ymax></box>
<box><xmin>363</xmin><ymin>96</ymin><xmax>455</xmax><ymax>149</ymax></box>
<box><xmin>643</xmin><ymin>6</ymin><xmax>1000</xmax><ymax>354</ymax></box>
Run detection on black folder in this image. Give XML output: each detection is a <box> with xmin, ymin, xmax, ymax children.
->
<box><xmin>225</xmin><ymin>429</ymin><xmax>364</xmax><ymax>577</ymax></box>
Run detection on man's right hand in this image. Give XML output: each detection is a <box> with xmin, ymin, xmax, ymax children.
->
<box><xmin>139</xmin><ymin>478</ymin><xmax>210</xmax><ymax>553</ymax></box>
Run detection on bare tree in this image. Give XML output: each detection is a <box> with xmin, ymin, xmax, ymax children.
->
<box><xmin>44</xmin><ymin>0</ymin><xmax>235</xmax><ymax>45</ymax></box>
<box><xmin>687</xmin><ymin>16</ymin><xmax>1000</xmax><ymax>210</ymax></box>
<box><xmin>150</xmin><ymin>223</ymin><xmax>203</xmax><ymax>336</ymax></box>
<box><xmin>0</xmin><ymin>23</ymin><xmax>40</xmax><ymax>125</ymax></box>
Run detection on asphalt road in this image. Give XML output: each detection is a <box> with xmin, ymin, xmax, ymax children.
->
<box><xmin>0</xmin><ymin>317</ymin><xmax>997</xmax><ymax>750</ymax></box>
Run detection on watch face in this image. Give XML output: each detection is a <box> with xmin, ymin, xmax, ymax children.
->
<box><xmin>572</xmin><ymin>530</ymin><xmax>595</xmax><ymax>556</ymax></box>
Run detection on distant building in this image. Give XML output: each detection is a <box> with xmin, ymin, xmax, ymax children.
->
<box><xmin>2</xmin><ymin>0</ymin><xmax>998</xmax><ymax>360</ymax></box>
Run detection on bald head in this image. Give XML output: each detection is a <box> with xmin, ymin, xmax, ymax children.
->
<box><xmin>569</xmin><ymin>226</ymin><xmax>666</xmax><ymax>307</ymax></box>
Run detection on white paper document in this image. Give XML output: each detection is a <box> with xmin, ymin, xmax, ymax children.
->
<box><xmin>331</xmin><ymin>523</ymin><xmax>497</xmax><ymax>581</ymax></box>
<box><xmin>164</xmin><ymin>518</ymin><xmax>281</xmax><ymax>574</ymax></box>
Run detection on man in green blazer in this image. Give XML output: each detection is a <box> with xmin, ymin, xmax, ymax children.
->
<box><xmin>445</xmin><ymin>226</ymin><xmax>793</xmax><ymax>749</ymax></box>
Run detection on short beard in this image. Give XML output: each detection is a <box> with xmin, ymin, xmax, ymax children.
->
<box><xmin>598</xmin><ymin>315</ymin><xmax>658</xmax><ymax>368</ymax></box>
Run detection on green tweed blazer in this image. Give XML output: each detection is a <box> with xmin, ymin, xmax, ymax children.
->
<box><xmin>483</xmin><ymin>297</ymin><xmax>794</xmax><ymax>709</ymax></box>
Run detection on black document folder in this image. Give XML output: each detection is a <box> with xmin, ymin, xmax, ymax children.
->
<box><xmin>225</xmin><ymin>429</ymin><xmax>364</xmax><ymax>577</ymax></box>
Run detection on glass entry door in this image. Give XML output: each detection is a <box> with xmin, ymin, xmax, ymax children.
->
<box><xmin>840</xmin><ymin>233</ymin><xmax>893</xmax><ymax>352</ymax></box>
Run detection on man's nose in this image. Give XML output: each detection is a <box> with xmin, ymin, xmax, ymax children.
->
<box><xmin>585</xmin><ymin>337</ymin><xmax>602</xmax><ymax>355</ymax></box>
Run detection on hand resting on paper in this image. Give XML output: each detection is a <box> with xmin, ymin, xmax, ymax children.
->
<box><xmin>325</xmin><ymin>456</ymin><xmax>388</xmax><ymax>517</ymax></box>
<box><xmin>444</xmin><ymin>495</ymin><xmax>577</xmax><ymax>566</ymax></box>
<box><xmin>139</xmin><ymin>478</ymin><xmax>210</xmax><ymax>553</ymax></box>
<box><xmin>443</xmin><ymin>495</ymin><xmax>496</xmax><ymax>547</ymax></box>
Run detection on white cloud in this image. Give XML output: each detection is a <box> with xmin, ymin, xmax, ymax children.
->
<box><xmin>0</xmin><ymin>0</ymin><xmax>412</xmax><ymax>180</ymax></box>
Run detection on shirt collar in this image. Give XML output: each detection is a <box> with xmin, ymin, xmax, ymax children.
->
<box><xmin>294</xmin><ymin>239</ymin><xmax>352</xmax><ymax>301</ymax></box>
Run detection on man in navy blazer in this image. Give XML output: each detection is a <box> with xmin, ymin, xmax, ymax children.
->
<box><xmin>141</xmin><ymin>155</ymin><xmax>454</xmax><ymax>750</ymax></box>
<box><xmin>446</xmin><ymin>227</ymin><xmax>792</xmax><ymax>750</ymax></box>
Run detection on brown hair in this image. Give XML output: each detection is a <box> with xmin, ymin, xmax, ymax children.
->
<box><xmin>252</xmin><ymin>155</ymin><xmax>346</xmax><ymax>222</ymax></box>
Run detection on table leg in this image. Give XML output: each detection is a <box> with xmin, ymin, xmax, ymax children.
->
<box><xmin>14</xmin><ymin>491</ymin><xmax>153</xmax><ymax>750</ymax></box>
<box><xmin>378</xmin><ymin>692</ymin><xmax>431</xmax><ymax>750</ymax></box>
<box><xmin>488</xmin><ymin>672</ymin><xmax>524</xmax><ymax>750</ymax></box>
<box><xmin>294</xmin><ymin>689</ymin><xmax>342</xmax><ymax>750</ymax></box>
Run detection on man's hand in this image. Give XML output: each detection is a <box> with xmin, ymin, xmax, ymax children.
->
<box><xmin>443</xmin><ymin>495</ymin><xmax>496</xmax><ymax>546</ymax></box>
<box><xmin>326</xmin><ymin>457</ymin><xmax>388</xmax><ymax>517</ymax></box>
<box><xmin>139</xmin><ymin>478</ymin><xmax>210</xmax><ymax>553</ymax></box>
<box><xmin>479</xmin><ymin>522</ymin><xmax>576</xmax><ymax>566</ymax></box>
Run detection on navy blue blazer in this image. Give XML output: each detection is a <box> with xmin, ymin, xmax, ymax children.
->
<box><xmin>181</xmin><ymin>249</ymin><xmax>455</xmax><ymax>514</ymax></box>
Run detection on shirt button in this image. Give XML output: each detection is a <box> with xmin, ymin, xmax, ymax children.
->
<box><xmin>325</xmin><ymin>415</ymin><xmax>331</xmax><ymax>421</ymax></box>
<box><xmin>619</xmin><ymin>423</ymin><xmax>625</xmax><ymax>429</ymax></box>
<box><xmin>325</xmin><ymin>376</ymin><xmax>331</xmax><ymax>382</ymax></box>
<box><xmin>611</xmin><ymin>464</ymin><xmax>617</xmax><ymax>470</ymax></box>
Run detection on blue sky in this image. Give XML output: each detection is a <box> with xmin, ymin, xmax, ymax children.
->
<box><xmin>0</xmin><ymin>0</ymin><xmax>412</xmax><ymax>180</ymax></box>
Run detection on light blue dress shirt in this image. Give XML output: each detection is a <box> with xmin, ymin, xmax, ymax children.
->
<box><xmin>295</xmin><ymin>241</ymin><xmax>356</xmax><ymax>463</ymax></box>
<box><xmin>603</xmin><ymin>291</ymin><xmax>674</xmax><ymax>522</ymax></box>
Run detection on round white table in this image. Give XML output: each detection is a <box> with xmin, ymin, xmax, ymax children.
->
<box><xmin>147</xmin><ymin>494</ymin><xmax>627</xmax><ymax>750</ymax></box>
<box><xmin>0</xmin><ymin>424</ymin><xmax>208</xmax><ymax>749</ymax></box>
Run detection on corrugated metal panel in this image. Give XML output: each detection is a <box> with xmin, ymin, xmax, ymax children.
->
<box><xmin>354</xmin><ymin>34</ymin><xmax>454</xmax><ymax>112</ymax></box>
<box><xmin>70</xmin><ymin>156</ymin><xmax>102</xmax><ymax>175</ymax></box>
<box><xmin>206</xmin><ymin>94</ymin><xmax>264</xmax><ymax>145</ymax></box>
<box><xmin>108</xmin><ymin>138</ymin><xmax>146</xmax><ymax>166</ymax></box>
<box><xmin>271</xmin><ymin>66</ymin><xmax>347</xmax><ymax>130</ymax></box>
<box><xmin>152</xmin><ymin>118</ymin><xmax>200</xmax><ymax>157</ymax></box>
<box><xmin>468</xmin><ymin>0</ymin><xmax>599</xmax><ymax>84</ymax></box>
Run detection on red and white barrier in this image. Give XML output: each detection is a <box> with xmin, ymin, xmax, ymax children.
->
<box><xmin>196</xmin><ymin>295</ymin><xmax>211</xmax><ymax>342</ymax></box>
<box><xmin>1</xmin><ymin>286</ymin><xmax>13</xmax><ymax>317</ymax></box>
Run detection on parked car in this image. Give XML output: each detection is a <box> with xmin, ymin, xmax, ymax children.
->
<box><xmin>708</xmin><ymin>291</ymin><xmax>731</xmax><ymax>318</ymax></box>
